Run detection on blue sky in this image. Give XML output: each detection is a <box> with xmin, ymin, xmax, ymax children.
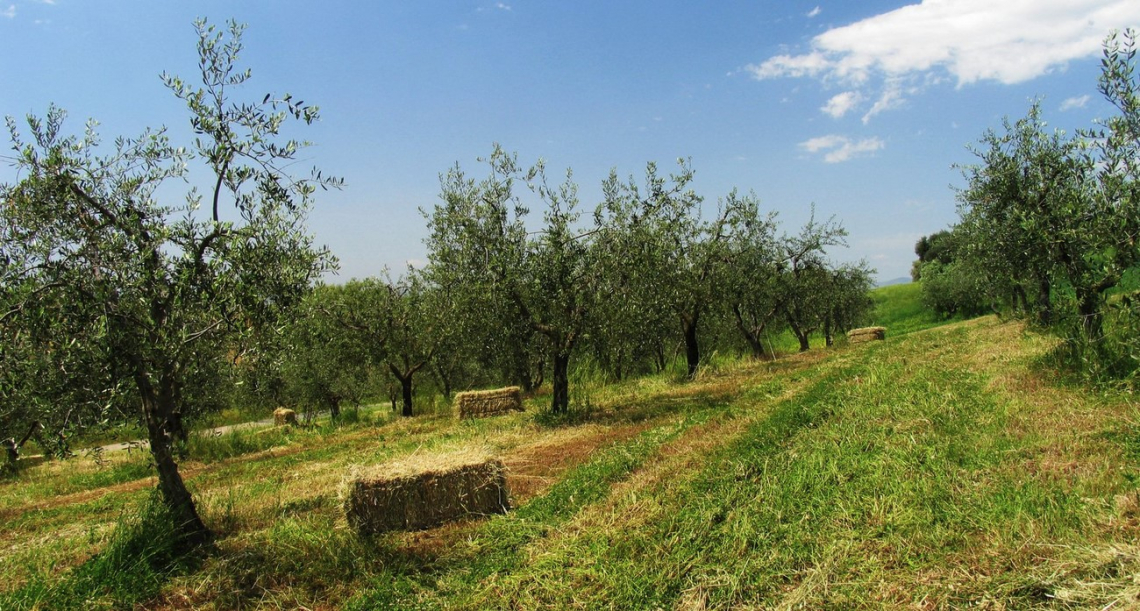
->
<box><xmin>2</xmin><ymin>1</ymin><xmax>1138</xmax><ymax>282</ymax></box>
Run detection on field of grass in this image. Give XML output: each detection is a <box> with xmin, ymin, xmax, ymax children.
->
<box><xmin>3</xmin><ymin>287</ymin><xmax>1139</xmax><ymax>609</ymax></box>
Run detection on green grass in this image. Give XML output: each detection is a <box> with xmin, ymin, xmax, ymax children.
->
<box><xmin>2</xmin><ymin>290</ymin><xmax>1138</xmax><ymax>609</ymax></box>
<box><xmin>0</xmin><ymin>492</ymin><xmax>207</xmax><ymax>611</ymax></box>
<box><xmin>868</xmin><ymin>281</ymin><xmax>949</xmax><ymax>336</ymax></box>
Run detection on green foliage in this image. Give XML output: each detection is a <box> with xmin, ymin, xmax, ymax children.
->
<box><xmin>772</xmin><ymin>211</ymin><xmax>870</xmax><ymax>351</ymax></box>
<box><xmin>944</xmin><ymin>30</ymin><xmax>1140</xmax><ymax>381</ymax></box>
<box><xmin>427</xmin><ymin>145</ymin><xmax>599</xmax><ymax>413</ymax></box>
<box><xmin>0</xmin><ymin>18</ymin><xmax>338</xmax><ymax>538</ymax></box>
<box><xmin>912</xmin><ymin>229</ymin><xmax>959</xmax><ymax>282</ymax></box>
<box><xmin>279</xmin><ymin>281</ymin><xmax>386</xmax><ymax>417</ymax></box>
<box><xmin>919</xmin><ymin>259</ymin><xmax>992</xmax><ymax>318</ymax></box>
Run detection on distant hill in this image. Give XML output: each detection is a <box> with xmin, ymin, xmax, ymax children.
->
<box><xmin>875</xmin><ymin>276</ymin><xmax>911</xmax><ymax>288</ymax></box>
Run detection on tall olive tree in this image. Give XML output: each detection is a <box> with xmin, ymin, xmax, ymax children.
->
<box><xmin>0</xmin><ymin>20</ymin><xmax>338</xmax><ymax>543</ymax></box>
<box><xmin>956</xmin><ymin>102</ymin><xmax>1076</xmax><ymax>327</ymax></box>
<box><xmin>820</xmin><ymin>263</ymin><xmax>876</xmax><ymax>346</ymax></box>
<box><xmin>722</xmin><ymin>196</ymin><xmax>782</xmax><ymax>359</ymax></box>
<box><xmin>957</xmin><ymin>30</ymin><xmax>1140</xmax><ymax>347</ymax></box>
<box><xmin>282</xmin><ymin>283</ymin><xmax>379</xmax><ymax>419</ymax></box>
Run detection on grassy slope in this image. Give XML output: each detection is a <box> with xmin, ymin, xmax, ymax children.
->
<box><xmin>3</xmin><ymin>286</ymin><xmax>1140</xmax><ymax>609</ymax></box>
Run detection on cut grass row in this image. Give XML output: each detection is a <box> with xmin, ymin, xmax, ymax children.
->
<box><xmin>0</xmin><ymin>344</ymin><xmax>835</xmax><ymax>609</ymax></box>
<box><xmin>346</xmin><ymin>318</ymin><xmax>1140</xmax><ymax>609</ymax></box>
<box><xmin>6</xmin><ymin>284</ymin><xmax>1138</xmax><ymax>608</ymax></box>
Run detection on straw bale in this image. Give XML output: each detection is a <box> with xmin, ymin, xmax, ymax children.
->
<box><xmin>273</xmin><ymin>407</ymin><xmax>298</xmax><ymax>426</ymax></box>
<box><xmin>345</xmin><ymin>449</ymin><xmax>510</xmax><ymax>535</ymax></box>
<box><xmin>847</xmin><ymin>326</ymin><xmax>887</xmax><ymax>343</ymax></box>
<box><xmin>455</xmin><ymin>386</ymin><xmax>524</xmax><ymax>418</ymax></box>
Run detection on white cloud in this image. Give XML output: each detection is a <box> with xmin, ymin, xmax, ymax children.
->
<box><xmin>3</xmin><ymin>5</ymin><xmax>15</xmax><ymax>18</ymax></box>
<box><xmin>799</xmin><ymin>135</ymin><xmax>885</xmax><ymax>163</ymax></box>
<box><xmin>821</xmin><ymin>91</ymin><xmax>862</xmax><ymax>118</ymax></box>
<box><xmin>1060</xmin><ymin>94</ymin><xmax>1091</xmax><ymax>110</ymax></box>
<box><xmin>496</xmin><ymin>2</ymin><xmax>512</xmax><ymax>10</ymax></box>
<box><xmin>749</xmin><ymin>51</ymin><xmax>832</xmax><ymax>80</ymax></box>
<box><xmin>861</xmin><ymin>80</ymin><xmax>905</xmax><ymax>124</ymax></box>
<box><xmin>807</xmin><ymin>6</ymin><xmax>822</xmax><ymax>18</ymax></box>
<box><xmin>749</xmin><ymin>0</ymin><xmax>1140</xmax><ymax>120</ymax></box>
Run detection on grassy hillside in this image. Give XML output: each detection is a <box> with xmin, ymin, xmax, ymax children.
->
<box><xmin>3</xmin><ymin>290</ymin><xmax>1139</xmax><ymax>609</ymax></box>
<box><xmin>868</xmin><ymin>281</ymin><xmax>948</xmax><ymax>336</ymax></box>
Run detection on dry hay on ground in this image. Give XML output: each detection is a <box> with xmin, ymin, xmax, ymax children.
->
<box><xmin>273</xmin><ymin>407</ymin><xmax>298</xmax><ymax>426</ymax></box>
<box><xmin>344</xmin><ymin>448</ymin><xmax>510</xmax><ymax>535</ymax></box>
<box><xmin>847</xmin><ymin>326</ymin><xmax>887</xmax><ymax>343</ymax></box>
<box><xmin>455</xmin><ymin>386</ymin><xmax>524</xmax><ymax>418</ymax></box>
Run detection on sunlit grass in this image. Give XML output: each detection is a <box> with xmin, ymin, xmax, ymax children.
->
<box><xmin>3</xmin><ymin>293</ymin><xmax>1138</xmax><ymax>609</ymax></box>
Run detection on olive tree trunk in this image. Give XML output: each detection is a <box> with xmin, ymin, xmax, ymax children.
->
<box><xmin>136</xmin><ymin>367</ymin><xmax>210</xmax><ymax>546</ymax></box>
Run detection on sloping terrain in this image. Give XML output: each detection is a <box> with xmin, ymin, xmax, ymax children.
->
<box><xmin>2</xmin><ymin>296</ymin><xmax>1138</xmax><ymax>609</ymax></box>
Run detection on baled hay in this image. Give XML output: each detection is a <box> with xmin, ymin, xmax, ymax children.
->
<box><xmin>273</xmin><ymin>407</ymin><xmax>298</xmax><ymax>426</ymax></box>
<box><xmin>345</xmin><ymin>448</ymin><xmax>510</xmax><ymax>535</ymax></box>
<box><xmin>455</xmin><ymin>386</ymin><xmax>524</xmax><ymax>418</ymax></box>
<box><xmin>847</xmin><ymin>326</ymin><xmax>887</xmax><ymax>343</ymax></box>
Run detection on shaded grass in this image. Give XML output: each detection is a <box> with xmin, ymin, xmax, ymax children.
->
<box><xmin>0</xmin><ymin>492</ymin><xmax>207</xmax><ymax>611</ymax></box>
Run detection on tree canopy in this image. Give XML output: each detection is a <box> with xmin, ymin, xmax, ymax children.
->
<box><xmin>0</xmin><ymin>19</ymin><xmax>339</xmax><ymax>543</ymax></box>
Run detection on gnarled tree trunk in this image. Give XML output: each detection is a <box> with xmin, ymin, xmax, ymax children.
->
<box><xmin>137</xmin><ymin>366</ymin><xmax>210</xmax><ymax>547</ymax></box>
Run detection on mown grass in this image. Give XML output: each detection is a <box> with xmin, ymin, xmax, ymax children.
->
<box><xmin>3</xmin><ymin>492</ymin><xmax>207</xmax><ymax>611</ymax></box>
<box><xmin>3</xmin><ymin>297</ymin><xmax>1139</xmax><ymax>609</ymax></box>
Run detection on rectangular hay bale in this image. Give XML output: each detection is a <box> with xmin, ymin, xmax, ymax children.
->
<box><xmin>847</xmin><ymin>326</ymin><xmax>887</xmax><ymax>343</ymax></box>
<box><xmin>454</xmin><ymin>386</ymin><xmax>523</xmax><ymax>418</ymax></box>
<box><xmin>345</xmin><ymin>450</ymin><xmax>510</xmax><ymax>535</ymax></box>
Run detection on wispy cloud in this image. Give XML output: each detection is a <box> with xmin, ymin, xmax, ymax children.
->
<box><xmin>821</xmin><ymin>91</ymin><xmax>861</xmax><ymax>118</ymax></box>
<box><xmin>3</xmin><ymin>5</ymin><xmax>15</xmax><ymax>18</ymax></box>
<box><xmin>1060</xmin><ymin>94</ymin><xmax>1091</xmax><ymax>111</ymax></box>
<box><xmin>748</xmin><ymin>1</ymin><xmax>1140</xmax><ymax>121</ymax></box>
<box><xmin>807</xmin><ymin>6</ymin><xmax>822</xmax><ymax>18</ymax></box>
<box><xmin>861</xmin><ymin>80</ymin><xmax>906</xmax><ymax>124</ymax></box>
<box><xmin>496</xmin><ymin>2</ymin><xmax>512</xmax><ymax>10</ymax></box>
<box><xmin>800</xmin><ymin>135</ymin><xmax>885</xmax><ymax>163</ymax></box>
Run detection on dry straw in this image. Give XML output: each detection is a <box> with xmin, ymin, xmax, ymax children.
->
<box><xmin>344</xmin><ymin>447</ymin><xmax>510</xmax><ymax>535</ymax></box>
<box><xmin>273</xmin><ymin>407</ymin><xmax>298</xmax><ymax>426</ymax></box>
<box><xmin>454</xmin><ymin>386</ymin><xmax>524</xmax><ymax>418</ymax></box>
<box><xmin>846</xmin><ymin>326</ymin><xmax>887</xmax><ymax>343</ymax></box>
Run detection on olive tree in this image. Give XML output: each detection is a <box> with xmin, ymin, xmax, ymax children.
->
<box><xmin>598</xmin><ymin>161</ymin><xmax>748</xmax><ymax>378</ymax></box>
<box><xmin>0</xmin><ymin>20</ymin><xmax>338</xmax><ymax>543</ymax></box>
<box><xmin>281</xmin><ymin>283</ymin><xmax>379</xmax><ymax>419</ymax></box>
<box><xmin>382</xmin><ymin>272</ymin><xmax>439</xmax><ymax>417</ymax></box>
<box><xmin>777</xmin><ymin>213</ymin><xmax>849</xmax><ymax>352</ymax></box>
<box><xmin>956</xmin><ymin>102</ymin><xmax>1076</xmax><ymax>327</ymax></box>
<box><xmin>960</xmin><ymin>28</ymin><xmax>1139</xmax><ymax>344</ymax></box>
<box><xmin>820</xmin><ymin>262</ymin><xmax>876</xmax><ymax>346</ymax></box>
<box><xmin>426</xmin><ymin>145</ymin><xmax>596</xmax><ymax>413</ymax></box>
<box><xmin>722</xmin><ymin>196</ymin><xmax>782</xmax><ymax>359</ymax></box>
